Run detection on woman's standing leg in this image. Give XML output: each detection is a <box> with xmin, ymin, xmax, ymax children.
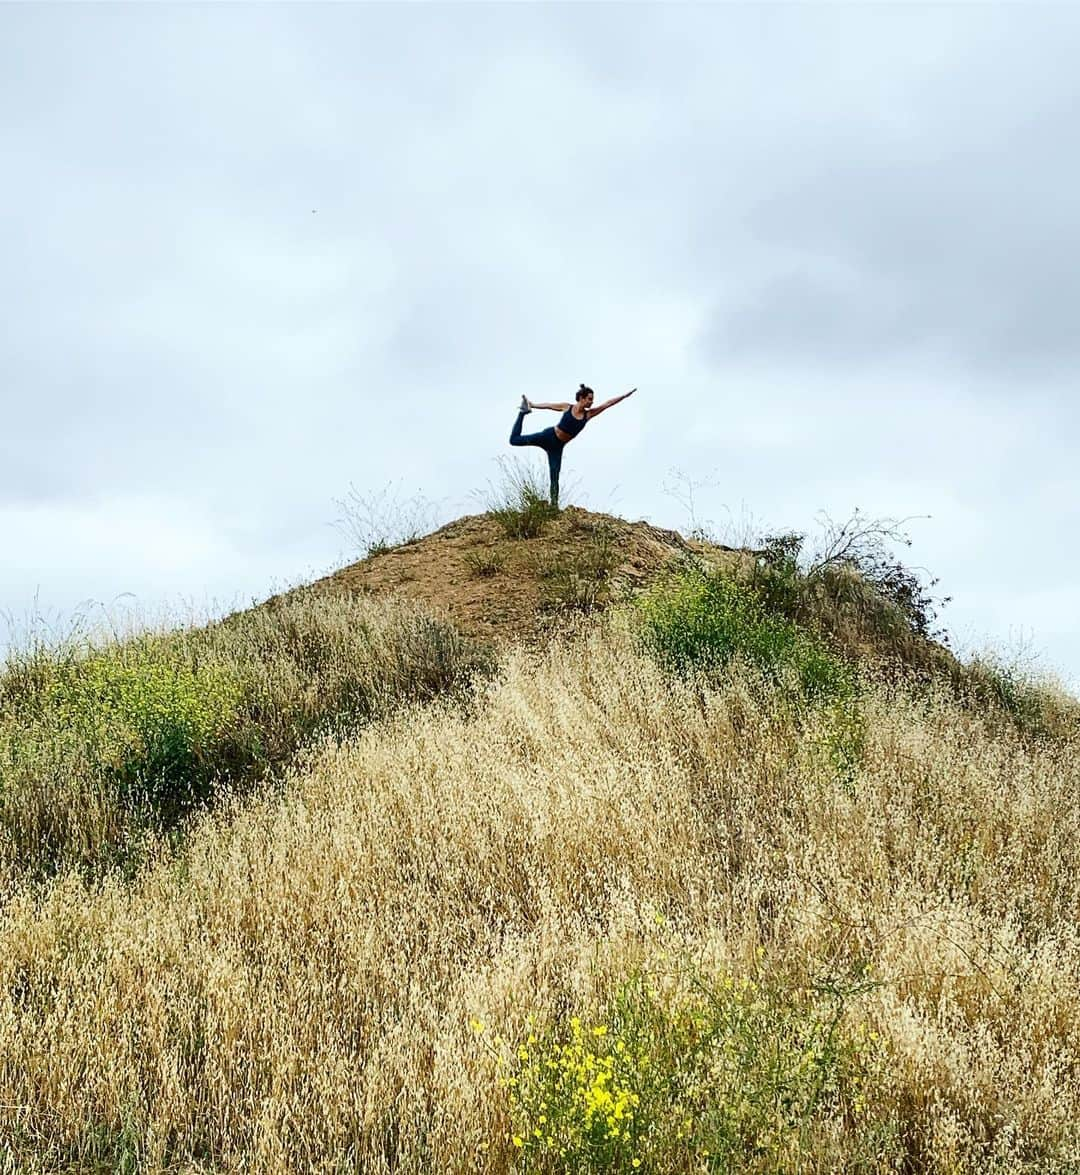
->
<box><xmin>546</xmin><ymin>443</ymin><xmax>564</xmax><ymax>508</ymax></box>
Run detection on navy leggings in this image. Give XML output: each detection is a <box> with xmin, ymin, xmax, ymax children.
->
<box><xmin>509</xmin><ymin>410</ymin><xmax>564</xmax><ymax>506</ymax></box>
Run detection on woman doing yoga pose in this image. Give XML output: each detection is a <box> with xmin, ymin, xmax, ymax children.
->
<box><xmin>509</xmin><ymin>384</ymin><xmax>636</xmax><ymax>506</ymax></box>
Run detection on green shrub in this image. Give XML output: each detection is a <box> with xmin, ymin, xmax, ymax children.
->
<box><xmin>748</xmin><ymin>530</ymin><xmax>805</xmax><ymax>617</ymax></box>
<box><xmin>44</xmin><ymin>640</ymin><xmax>243</xmax><ymax>806</ymax></box>
<box><xmin>0</xmin><ymin>637</ymin><xmax>83</xmax><ymax>721</ymax></box>
<box><xmin>0</xmin><ymin>718</ymin><xmax>136</xmax><ymax>876</ymax></box>
<box><xmin>804</xmin><ymin>692</ymin><xmax>867</xmax><ymax>792</ymax></box>
<box><xmin>958</xmin><ymin>657</ymin><xmax>1079</xmax><ymax>743</ymax></box>
<box><xmin>0</xmin><ymin>593</ymin><xmax>488</xmax><ymax>880</ymax></box>
<box><xmin>636</xmin><ymin>563</ymin><xmax>852</xmax><ymax>701</ymax></box>
<box><xmin>742</xmin><ymin>515</ymin><xmax>952</xmax><ymax>672</ymax></box>
<box><xmin>489</xmin><ymin>967</ymin><xmax>895</xmax><ymax>1172</ymax></box>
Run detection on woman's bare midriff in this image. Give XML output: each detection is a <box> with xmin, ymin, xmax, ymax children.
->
<box><xmin>555</xmin><ymin>413</ymin><xmax>587</xmax><ymax>443</ymax></box>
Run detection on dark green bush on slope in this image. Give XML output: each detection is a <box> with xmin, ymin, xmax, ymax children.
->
<box><xmin>741</xmin><ymin>525</ymin><xmax>951</xmax><ymax>676</ymax></box>
<box><xmin>42</xmin><ymin>642</ymin><xmax>242</xmax><ymax>806</ymax></box>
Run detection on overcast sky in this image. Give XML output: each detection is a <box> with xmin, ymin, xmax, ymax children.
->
<box><xmin>3</xmin><ymin>3</ymin><xmax>1078</xmax><ymax>686</ymax></box>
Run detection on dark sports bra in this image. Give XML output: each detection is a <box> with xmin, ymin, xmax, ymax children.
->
<box><xmin>557</xmin><ymin>407</ymin><xmax>588</xmax><ymax>439</ymax></box>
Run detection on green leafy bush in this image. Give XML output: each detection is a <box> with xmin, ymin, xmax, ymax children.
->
<box><xmin>636</xmin><ymin>563</ymin><xmax>852</xmax><ymax>701</ymax></box>
<box><xmin>803</xmin><ymin>692</ymin><xmax>867</xmax><ymax>792</ymax></box>
<box><xmin>0</xmin><ymin>593</ymin><xmax>487</xmax><ymax>880</ymax></box>
<box><xmin>745</xmin><ymin>514</ymin><xmax>951</xmax><ymax>666</ymax></box>
<box><xmin>958</xmin><ymin>656</ymin><xmax>1079</xmax><ymax>743</ymax></box>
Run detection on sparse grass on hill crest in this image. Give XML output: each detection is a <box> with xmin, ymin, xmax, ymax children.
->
<box><xmin>480</xmin><ymin>457</ymin><xmax>560</xmax><ymax>539</ymax></box>
<box><xmin>332</xmin><ymin>481</ymin><xmax>443</xmax><ymax>558</ymax></box>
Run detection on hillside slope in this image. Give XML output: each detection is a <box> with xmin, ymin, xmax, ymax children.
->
<box><xmin>4</xmin><ymin>507</ymin><xmax>1080</xmax><ymax>1172</ymax></box>
<box><xmin>4</xmin><ymin>602</ymin><xmax>1080</xmax><ymax>1172</ymax></box>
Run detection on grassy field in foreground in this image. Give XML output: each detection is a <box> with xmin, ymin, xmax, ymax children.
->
<box><xmin>2</xmin><ymin>601</ymin><xmax>1080</xmax><ymax>1172</ymax></box>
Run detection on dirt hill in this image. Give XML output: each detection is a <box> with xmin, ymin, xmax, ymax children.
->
<box><xmin>303</xmin><ymin>506</ymin><xmax>740</xmax><ymax>648</ymax></box>
<box><xmin>259</xmin><ymin>505</ymin><xmax>974</xmax><ymax>690</ymax></box>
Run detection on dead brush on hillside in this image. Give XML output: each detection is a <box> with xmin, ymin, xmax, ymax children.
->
<box><xmin>956</xmin><ymin>652</ymin><xmax>1080</xmax><ymax>743</ymax></box>
<box><xmin>735</xmin><ymin>513</ymin><xmax>1080</xmax><ymax>741</ymax></box>
<box><xmin>462</xmin><ymin>547</ymin><xmax>507</xmax><ymax>579</ymax></box>
<box><xmin>332</xmin><ymin>481</ymin><xmax>443</xmax><ymax>557</ymax></box>
<box><xmin>533</xmin><ymin>520</ymin><xmax>620</xmax><ymax>612</ymax></box>
<box><xmin>736</xmin><ymin>511</ymin><xmax>952</xmax><ymax>670</ymax></box>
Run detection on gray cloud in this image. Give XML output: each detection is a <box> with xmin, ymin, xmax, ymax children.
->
<box><xmin>686</xmin><ymin>9</ymin><xmax>1080</xmax><ymax>376</ymax></box>
<box><xmin>2</xmin><ymin>3</ymin><xmax>1078</xmax><ymax>683</ymax></box>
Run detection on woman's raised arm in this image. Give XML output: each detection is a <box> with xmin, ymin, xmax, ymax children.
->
<box><xmin>586</xmin><ymin>388</ymin><xmax>636</xmax><ymax>419</ymax></box>
<box><xmin>529</xmin><ymin>400</ymin><xmax>572</xmax><ymax>411</ymax></box>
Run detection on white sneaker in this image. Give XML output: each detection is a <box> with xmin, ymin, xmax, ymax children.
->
<box><xmin>519</xmin><ymin>395</ymin><xmax>531</xmax><ymax>413</ymax></box>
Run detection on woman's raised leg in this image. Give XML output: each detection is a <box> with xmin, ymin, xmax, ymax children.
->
<box><xmin>510</xmin><ymin>409</ymin><xmax>535</xmax><ymax>446</ymax></box>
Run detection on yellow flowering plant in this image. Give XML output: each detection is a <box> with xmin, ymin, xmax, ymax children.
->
<box><xmin>487</xmin><ymin>965</ymin><xmax>895</xmax><ymax>1173</ymax></box>
<box><xmin>492</xmin><ymin>1012</ymin><xmax>646</xmax><ymax>1171</ymax></box>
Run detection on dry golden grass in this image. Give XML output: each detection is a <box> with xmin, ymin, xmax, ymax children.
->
<box><xmin>2</xmin><ymin>621</ymin><xmax>1080</xmax><ymax>1172</ymax></box>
